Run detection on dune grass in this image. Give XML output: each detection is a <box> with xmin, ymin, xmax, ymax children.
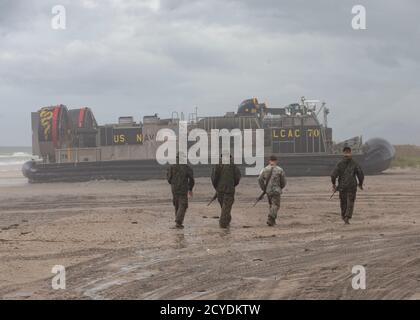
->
<box><xmin>391</xmin><ymin>145</ymin><xmax>420</xmax><ymax>168</ymax></box>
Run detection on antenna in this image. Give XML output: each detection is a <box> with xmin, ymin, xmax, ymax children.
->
<box><xmin>171</xmin><ymin>111</ymin><xmax>179</xmax><ymax>123</ymax></box>
<box><xmin>324</xmin><ymin>106</ymin><xmax>330</xmax><ymax>128</ymax></box>
<box><xmin>188</xmin><ymin>107</ymin><xmax>199</xmax><ymax>124</ymax></box>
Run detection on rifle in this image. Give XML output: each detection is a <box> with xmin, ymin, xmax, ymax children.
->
<box><xmin>253</xmin><ymin>167</ymin><xmax>274</xmax><ymax>207</ymax></box>
<box><xmin>207</xmin><ymin>192</ymin><xmax>218</xmax><ymax>206</ymax></box>
<box><xmin>329</xmin><ymin>189</ymin><xmax>337</xmax><ymax>199</ymax></box>
<box><xmin>253</xmin><ymin>192</ymin><xmax>269</xmax><ymax>207</ymax></box>
<box><xmin>208</xmin><ymin>164</ymin><xmax>223</xmax><ymax>206</ymax></box>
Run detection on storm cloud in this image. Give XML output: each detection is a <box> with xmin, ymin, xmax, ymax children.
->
<box><xmin>0</xmin><ymin>0</ymin><xmax>419</xmax><ymax>146</ymax></box>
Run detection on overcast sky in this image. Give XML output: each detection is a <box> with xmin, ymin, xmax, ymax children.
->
<box><xmin>0</xmin><ymin>0</ymin><xmax>419</xmax><ymax>146</ymax></box>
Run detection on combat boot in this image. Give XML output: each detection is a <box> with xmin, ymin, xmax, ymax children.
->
<box><xmin>266</xmin><ymin>217</ymin><xmax>276</xmax><ymax>226</ymax></box>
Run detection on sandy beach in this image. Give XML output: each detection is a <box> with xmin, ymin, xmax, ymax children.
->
<box><xmin>0</xmin><ymin>167</ymin><xmax>419</xmax><ymax>299</ymax></box>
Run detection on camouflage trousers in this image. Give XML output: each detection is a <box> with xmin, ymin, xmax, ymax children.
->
<box><xmin>339</xmin><ymin>189</ymin><xmax>357</xmax><ymax>220</ymax></box>
<box><xmin>217</xmin><ymin>192</ymin><xmax>235</xmax><ymax>228</ymax></box>
<box><xmin>172</xmin><ymin>193</ymin><xmax>188</xmax><ymax>225</ymax></box>
<box><xmin>267</xmin><ymin>192</ymin><xmax>281</xmax><ymax>223</ymax></box>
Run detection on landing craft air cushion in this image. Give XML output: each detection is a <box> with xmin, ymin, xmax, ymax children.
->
<box><xmin>22</xmin><ymin>97</ymin><xmax>395</xmax><ymax>182</ymax></box>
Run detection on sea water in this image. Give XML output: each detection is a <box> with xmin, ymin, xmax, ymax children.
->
<box><xmin>0</xmin><ymin>147</ymin><xmax>34</xmax><ymax>186</ymax></box>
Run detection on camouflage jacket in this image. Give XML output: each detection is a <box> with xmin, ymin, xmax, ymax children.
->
<box><xmin>211</xmin><ymin>163</ymin><xmax>241</xmax><ymax>194</ymax></box>
<box><xmin>167</xmin><ymin>164</ymin><xmax>195</xmax><ymax>195</ymax></box>
<box><xmin>331</xmin><ymin>157</ymin><xmax>364</xmax><ymax>191</ymax></box>
<box><xmin>258</xmin><ymin>165</ymin><xmax>287</xmax><ymax>194</ymax></box>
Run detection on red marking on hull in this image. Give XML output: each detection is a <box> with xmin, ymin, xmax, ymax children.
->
<box><xmin>78</xmin><ymin>107</ymin><xmax>86</xmax><ymax>128</ymax></box>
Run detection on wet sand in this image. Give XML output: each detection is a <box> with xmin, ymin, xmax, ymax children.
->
<box><xmin>0</xmin><ymin>168</ymin><xmax>419</xmax><ymax>299</ymax></box>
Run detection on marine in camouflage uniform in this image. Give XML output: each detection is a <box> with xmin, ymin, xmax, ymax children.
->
<box><xmin>167</xmin><ymin>154</ymin><xmax>195</xmax><ymax>229</ymax></box>
<box><xmin>211</xmin><ymin>154</ymin><xmax>241</xmax><ymax>228</ymax></box>
<box><xmin>258</xmin><ymin>155</ymin><xmax>287</xmax><ymax>226</ymax></box>
<box><xmin>331</xmin><ymin>146</ymin><xmax>364</xmax><ymax>224</ymax></box>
